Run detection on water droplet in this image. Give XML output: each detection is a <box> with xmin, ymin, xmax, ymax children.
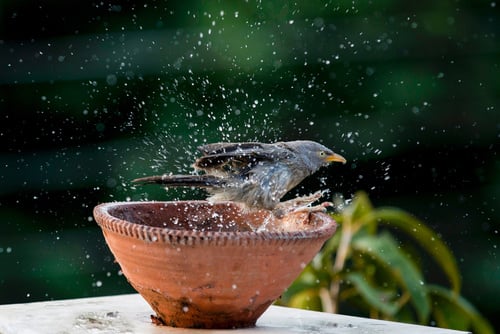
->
<box><xmin>106</xmin><ymin>74</ymin><xmax>117</xmax><ymax>86</ymax></box>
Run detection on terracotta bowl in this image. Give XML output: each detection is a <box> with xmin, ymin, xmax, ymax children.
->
<box><xmin>93</xmin><ymin>201</ymin><xmax>337</xmax><ymax>329</ymax></box>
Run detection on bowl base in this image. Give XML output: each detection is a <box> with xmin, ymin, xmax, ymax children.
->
<box><xmin>151</xmin><ymin>313</ymin><xmax>257</xmax><ymax>329</ymax></box>
<box><xmin>139</xmin><ymin>286</ymin><xmax>269</xmax><ymax>329</ymax></box>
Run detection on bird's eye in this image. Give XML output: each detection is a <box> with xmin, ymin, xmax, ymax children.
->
<box><xmin>319</xmin><ymin>151</ymin><xmax>326</xmax><ymax>156</ymax></box>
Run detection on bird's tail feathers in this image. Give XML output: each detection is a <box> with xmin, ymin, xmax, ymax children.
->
<box><xmin>132</xmin><ymin>174</ymin><xmax>224</xmax><ymax>188</ymax></box>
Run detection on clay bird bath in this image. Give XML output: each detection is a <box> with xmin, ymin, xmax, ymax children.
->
<box><xmin>93</xmin><ymin>200</ymin><xmax>337</xmax><ymax>329</ymax></box>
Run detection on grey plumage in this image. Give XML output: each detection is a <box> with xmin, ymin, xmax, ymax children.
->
<box><xmin>133</xmin><ymin>140</ymin><xmax>346</xmax><ymax>211</ymax></box>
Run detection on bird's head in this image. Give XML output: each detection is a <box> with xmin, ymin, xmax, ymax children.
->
<box><xmin>287</xmin><ymin>140</ymin><xmax>346</xmax><ymax>172</ymax></box>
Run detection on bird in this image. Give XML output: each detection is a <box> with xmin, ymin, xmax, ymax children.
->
<box><xmin>132</xmin><ymin>140</ymin><xmax>346</xmax><ymax>215</ymax></box>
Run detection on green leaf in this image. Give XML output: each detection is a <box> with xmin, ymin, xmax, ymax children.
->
<box><xmin>428</xmin><ymin>285</ymin><xmax>494</xmax><ymax>334</ymax></box>
<box><xmin>349</xmin><ymin>191</ymin><xmax>374</xmax><ymax>223</ymax></box>
<box><xmin>319</xmin><ymin>225</ymin><xmax>341</xmax><ymax>268</ymax></box>
<box><xmin>373</xmin><ymin>208</ymin><xmax>461</xmax><ymax>293</ymax></box>
<box><xmin>332</xmin><ymin>191</ymin><xmax>375</xmax><ymax>227</ymax></box>
<box><xmin>352</xmin><ymin>233</ymin><xmax>431</xmax><ymax>323</ymax></box>
<box><xmin>346</xmin><ymin>272</ymin><xmax>400</xmax><ymax>316</ymax></box>
<box><xmin>287</xmin><ymin>288</ymin><xmax>323</xmax><ymax>311</ymax></box>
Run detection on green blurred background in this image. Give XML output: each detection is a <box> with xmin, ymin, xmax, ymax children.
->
<box><xmin>1</xmin><ymin>0</ymin><xmax>498</xmax><ymax>329</ymax></box>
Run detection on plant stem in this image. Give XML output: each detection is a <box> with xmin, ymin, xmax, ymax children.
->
<box><xmin>329</xmin><ymin>216</ymin><xmax>354</xmax><ymax>313</ymax></box>
<box><xmin>319</xmin><ymin>288</ymin><xmax>334</xmax><ymax>313</ymax></box>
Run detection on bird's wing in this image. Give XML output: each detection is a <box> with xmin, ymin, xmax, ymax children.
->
<box><xmin>197</xmin><ymin>142</ymin><xmax>266</xmax><ymax>155</ymax></box>
<box><xmin>195</xmin><ymin>143</ymin><xmax>292</xmax><ymax>172</ymax></box>
<box><xmin>194</xmin><ymin>152</ymin><xmax>271</xmax><ymax>170</ymax></box>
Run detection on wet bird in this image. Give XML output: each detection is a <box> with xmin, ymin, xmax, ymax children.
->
<box><xmin>133</xmin><ymin>140</ymin><xmax>346</xmax><ymax>215</ymax></box>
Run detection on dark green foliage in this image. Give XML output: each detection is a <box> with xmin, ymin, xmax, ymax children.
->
<box><xmin>278</xmin><ymin>192</ymin><xmax>494</xmax><ymax>333</ymax></box>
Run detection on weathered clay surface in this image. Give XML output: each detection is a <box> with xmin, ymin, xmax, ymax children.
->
<box><xmin>93</xmin><ymin>201</ymin><xmax>337</xmax><ymax>329</ymax></box>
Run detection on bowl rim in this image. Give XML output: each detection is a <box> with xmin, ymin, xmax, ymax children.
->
<box><xmin>93</xmin><ymin>200</ymin><xmax>337</xmax><ymax>243</ymax></box>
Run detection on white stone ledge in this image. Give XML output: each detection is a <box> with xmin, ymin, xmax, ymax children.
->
<box><xmin>0</xmin><ymin>294</ymin><xmax>469</xmax><ymax>334</ymax></box>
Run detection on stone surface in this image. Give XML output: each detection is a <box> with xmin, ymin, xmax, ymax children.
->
<box><xmin>0</xmin><ymin>294</ymin><xmax>469</xmax><ymax>333</ymax></box>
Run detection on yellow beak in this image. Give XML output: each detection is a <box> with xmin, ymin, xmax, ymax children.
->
<box><xmin>325</xmin><ymin>152</ymin><xmax>347</xmax><ymax>164</ymax></box>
